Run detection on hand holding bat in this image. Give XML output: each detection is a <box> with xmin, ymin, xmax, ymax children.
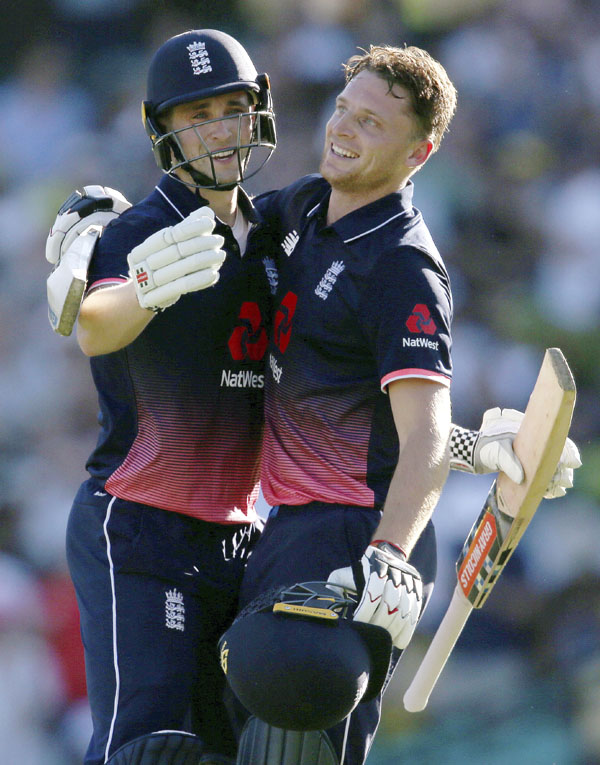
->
<box><xmin>403</xmin><ymin>348</ymin><xmax>577</xmax><ymax>713</ymax></box>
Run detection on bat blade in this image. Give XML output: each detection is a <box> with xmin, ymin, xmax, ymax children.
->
<box><xmin>403</xmin><ymin>348</ymin><xmax>576</xmax><ymax>713</ymax></box>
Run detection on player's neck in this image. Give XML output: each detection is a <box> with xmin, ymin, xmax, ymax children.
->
<box><xmin>199</xmin><ymin>186</ymin><xmax>239</xmax><ymax>227</ymax></box>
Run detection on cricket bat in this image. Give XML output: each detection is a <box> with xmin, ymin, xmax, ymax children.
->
<box><xmin>403</xmin><ymin>347</ymin><xmax>576</xmax><ymax>713</ymax></box>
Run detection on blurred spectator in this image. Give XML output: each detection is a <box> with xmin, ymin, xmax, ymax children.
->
<box><xmin>0</xmin><ymin>553</ymin><xmax>67</xmax><ymax>764</ymax></box>
<box><xmin>0</xmin><ymin>42</ymin><xmax>95</xmax><ymax>188</ymax></box>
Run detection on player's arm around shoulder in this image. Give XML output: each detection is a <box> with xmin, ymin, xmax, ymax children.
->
<box><xmin>76</xmin><ymin>213</ymin><xmax>156</xmax><ymax>357</ymax></box>
<box><xmin>376</xmin><ymin>378</ymin><xmax>452</xmax><ymax>553</ymax></box>
<box><xmin>77</xmin><ymin>205</ymin><xmax>225</xmax><ymax>356</ymax></box>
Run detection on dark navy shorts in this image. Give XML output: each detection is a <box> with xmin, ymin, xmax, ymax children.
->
<box><xmin>238</xmin><ymin>502</ymin><xmax>437</xmax><ymax>765</ymax></box>
<box><xmin>66</xmin><ymin>478</ymin><xmax>261</xmax><ymax>764</ymax></box>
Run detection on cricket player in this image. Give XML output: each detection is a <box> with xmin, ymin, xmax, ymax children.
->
<box><xmin>220</xmin><ymin>45</ymin><xmax>579</xmax><ymax>765</ymax></box>
<box><xmin>225</xmin><ymin>44</ymin><xmax>455</xmax><ymax>765</ymax></box>
<box><xmin>53</xmin><ymin>30</ymin><xmax>276</xmax><ymax>765</ymax></box>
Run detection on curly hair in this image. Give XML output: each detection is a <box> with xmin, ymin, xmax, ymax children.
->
<box><xmin>343</xmin><ymin>45</ymin><xmax>457</xmax><ymax>152</ymax></box>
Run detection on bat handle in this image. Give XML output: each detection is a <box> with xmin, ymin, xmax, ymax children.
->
<box><xmin>403</xmin><ymin>585</ymin><xmax>473</xmax><ymax>712</ymax></box>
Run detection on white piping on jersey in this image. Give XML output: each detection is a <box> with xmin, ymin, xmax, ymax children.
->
<box><xmin>155</xmin><ymin>185</ymin><xmax>247</xmax><ymax>250</ymax></box>
<box><xmin>306</xmin><ymin>202</ymin><xmax>407</xmax><ymax>244</ymax></box>
<box><xmin>343</xmin><ymin>211</ymin><xmax>406</xmax><ymax>244</ymax></box>
<box><xmin>103</xmin><ymin>495</ymin><xmax>120</xmax><ymax>764</ymax></box>
<box><xmin>155</xmin><ymin>186</ymin><xmax>185</xmax><ymax>220</ymax></box>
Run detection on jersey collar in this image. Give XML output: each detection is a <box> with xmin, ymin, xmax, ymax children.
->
<box><xmin>308</xmin><ymin>179</ymin><xmax>416</xmax><ymax>244</ymax></box>
<box><xmin>156</xmin><ymin>174</ymin><xmax>259</xmax><ymax>224</ymax></box>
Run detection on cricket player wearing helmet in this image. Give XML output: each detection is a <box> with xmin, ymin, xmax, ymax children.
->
<box><xmin>60</xmin><ymin>29</ymin><xmax>275</xmax><ymax>765</ymax></box>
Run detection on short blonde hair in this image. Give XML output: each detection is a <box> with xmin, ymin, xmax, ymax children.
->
<box><xmin>343</xmin><ymin>45</ymin><xmax>457</xmax><ymax>152</ymax></box>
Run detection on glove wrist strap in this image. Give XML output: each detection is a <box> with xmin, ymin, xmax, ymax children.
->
<box><xmin>371</xmin><ymin>539</ymin><xmax>407</xmax><ymax>559</ymax></box>
<box><xmin>448</xmin><ymin>424</ymin><xmax>479</xmax><ymax>473</ymax></box>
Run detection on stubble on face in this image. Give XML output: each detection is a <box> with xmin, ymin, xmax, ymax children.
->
<box><xmin>319</xmin><ymin>71</ymin><xmax>421</xmax><ymax>197</ymax></box>
<box><xmin>319</xmin><ymin>144</ymin><xmax>396</xmax><ymax>194</ymax></box>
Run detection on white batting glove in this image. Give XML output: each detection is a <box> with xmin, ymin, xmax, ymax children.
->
<box><xmin>46</xmin><ymin>186</ymin><xmax>132</xmax><ymax>336</ymax></box>
<box><xmin>327</xmin><ymin>541</ymin><xmax>423</xmax><ymax>650</ymax></box>
<box><xmin>46</xmin><ymin>185</ymin><xmax>131</xmax><ymax>265</ymax></box>
<box><xmin>449</xmin><ymin>407</ymin><xmax>582</xmax><ymax>499</ymax></box>
<box><xmin>127</xmin><ymin>207</ymin><xmax>226</xmax><ymax>312</ymax></box>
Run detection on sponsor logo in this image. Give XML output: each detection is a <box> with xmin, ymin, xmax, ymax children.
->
<box><xmin>221</xmin><ymin>369</ymin><xmax>264</xmax><ymax>388</ymax></box>
<box><xmin>222</xmin><ymin>524</ymin><xmax>255</xmax><ymax>561</ymax></box>
<box><xmin>315</xmin><ymin>260</ymin><xmax>345</xmax><ymax>300</ymax></box>
<box><xmin>458</xmin><ymin>512</ymin><xmax>497</xmax><ymax>596</ymax></box>
<box><xmin>269</xmin><ymin>352</ymin><xmax>283</xmax><ymax>383</ymax></box>
<box><xmin>220</xmin><ymin>641</ymin><xmax>229</xmax><ymax>674</ymax></box>
<box><xmin>402</xmin><ymin>337</ymin><xmax>439</xmax><ymax>350</ymax></box>
<box><xmin>281</xmin><ymin>230</ymin><xmax>299</xmax><ymax>256</ymax></box>
<box><xmin>187</xmin><ymin>41</ymin><xmax>212</xmax><ymax>76</ymax></box>
<box><xmin>274</xmin><ymin>291</ymin><xmax>297</xmax><ymax>353</ymax></box>
<box><xmin>165</xmin><ymin>589</ymin><xmax>185</xmax><ymax>632</ymax></box>
<box><xmin>135</xmin><ymin>266</ymin><xmax>149</xmax><ymax>288</ymax></box>
<box><xmin>262</xmin><ymin>256</ymin><xmax>278</xmax><ymax>295</ymax></box>
<box><xmin>228</xmin><ymin>302</ymin><xmax>267</xmax><ymax>361</ymax></box>
<box><xmin>406</xmin><ymin>304</ymin><xmax>437</xmax><ymax>335</ymax></box>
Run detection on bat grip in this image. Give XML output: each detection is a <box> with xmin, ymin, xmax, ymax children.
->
<box><xmin>403</xmin><ymin>585</ymin><xmax>473</xmax><ymax>712</ymax></box>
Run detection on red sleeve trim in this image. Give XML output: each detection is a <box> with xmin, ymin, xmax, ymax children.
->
<box><xmin>381</xmin><ymin>368</ymin><xmax>451</xmax><ymax>393</ymax></box>
<box><xmin>87</xmin><ymin>277</ymin><xmax>128</xmax><ymax>295</ymax></box>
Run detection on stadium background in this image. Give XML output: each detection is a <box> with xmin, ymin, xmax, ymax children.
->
<box><xmin>1</xmin><ymin>0</ymin><xmax>599</xmax><ymax>762</ymax></box>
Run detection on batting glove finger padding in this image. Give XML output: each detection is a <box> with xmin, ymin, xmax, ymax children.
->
<box><xmin>46</xmin><ymin>185</ymin><xmax>131</xmax><ymax>265</ymax></box>
<box><xmin>127</xmin><ymin>207</ymin><xmax>226</xmax><ymax>311</ymax></box>
<box><xmin>127</xmin><ymin>208</ymin><xmax>219</xmax><ymax>268</ymax></box>
<box><xmin>473</xmin><ymin>407</ymin><xmax>525</xmax><ymax>484</ymax></box>
<box><xmin>449</xmin><ymin>407</ymin><xmax>524</xmax><ymax>482</ymax></box>
<box><xmin>543</xmin><ymin>436</ymin><xmax>581</xmax><ymax>498</ymax></box>
<box><xmin>141</xmin><ymin>244</ymin><xmax>226</xmax><ymax>288</ymax></box>
<box><xmin>353</xmin><ymin>543</ymin><xmax>423</xmax><ymax>650</ymax></box>
<box><xmin>46</xmin><ymin>185</ymin><xmax>132</xmax><ymax>336</ymax></box>
<box><xmin>138</xmin><ymin>268</ymin><xmax>223</xmax><ymax>310</ymax></box>
<box><xmin>449</xmin><ymin>407</ymin><xmax>581</xmax><ymax>499</ymax></box>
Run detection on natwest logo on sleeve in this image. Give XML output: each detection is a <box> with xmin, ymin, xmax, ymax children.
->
<box><xmin>406</xmin><ymin>304</ymin><xmax>437</xmax><ymax>335</ymax></box>
<box><xmin>228</xmin><ymin>302</ymin><xmax>267</xmax><ymax>361</ymax></box>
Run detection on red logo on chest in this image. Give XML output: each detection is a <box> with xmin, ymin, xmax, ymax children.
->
<box><xmin>228</xmin><ymin>302</ymin><xmax>267</xmax><ymax>361</ymax></box>
<box><xmin>274</xmin><ymin>291</ymin><xmax>298</xmax><ymax>353</ymax></box>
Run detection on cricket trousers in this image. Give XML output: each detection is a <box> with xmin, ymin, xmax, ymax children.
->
<box><xmin>237</xmin><ymin>502</ymin><xmax>437</xmax><ymax>765</ymax></box>
<box><xmin>66</xmin><ymin>477</ymin><xmax>261</xmax><ymax>765</ymax></box>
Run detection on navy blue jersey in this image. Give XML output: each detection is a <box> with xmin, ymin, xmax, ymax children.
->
<box><xmin>252</xmin><ymin>174</ymin><xmax>452</xmax><ymax>509</ymax></box>
<box><xmin>85</xmin><ymin>175</ymin><xmax>269</xmax><ymax>523</ymax></box>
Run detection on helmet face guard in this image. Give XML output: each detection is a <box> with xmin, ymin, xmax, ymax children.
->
<box><xmin>146</xmin><ymin>102</ymin><xmax>276</xmax><ymax>191</ymax></box>
<box><xmin>142</xmin><ymin>30</ymin><xmax>276</xmax><ymax>191</ymax></box>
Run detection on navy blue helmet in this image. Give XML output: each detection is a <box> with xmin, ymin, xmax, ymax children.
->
<box><xmin>142</xmin><ymin>29</ymin><xmax>276</xmax><ymax>190</ymax></box>
<box><xmin>218</xmin><ymin>582</ymin><xmax>393</xmax><ymax>731</ymax></box>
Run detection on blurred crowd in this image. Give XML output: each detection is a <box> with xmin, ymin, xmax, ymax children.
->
<box><xmin>1</xmin><ymin>0</ymin><xmax>599</xmax><ymax>762</ymax></box>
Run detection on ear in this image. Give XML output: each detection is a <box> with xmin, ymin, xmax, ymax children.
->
<box><xmin>406</xmin><ymin>139</ymin><xmax>434</xmax><ymax>169</ymax></box>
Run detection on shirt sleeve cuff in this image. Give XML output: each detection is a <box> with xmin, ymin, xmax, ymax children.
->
<box><xmin>381</xmin><ymin>368</ymin><xmax>451</xmax><ymax>393</ymax></box>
